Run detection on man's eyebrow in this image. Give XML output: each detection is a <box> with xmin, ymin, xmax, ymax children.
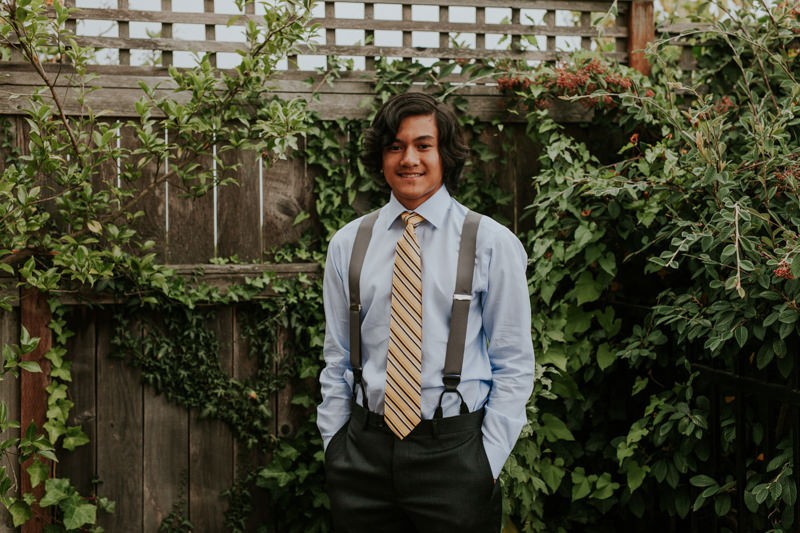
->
<box><xmin>389</xmin><ymin>134</ymin><xmax>436</xmax><ymax>143</ymax></box>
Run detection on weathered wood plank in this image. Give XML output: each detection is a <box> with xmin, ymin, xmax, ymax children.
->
<box><xmin>96</xmin><ymin>313</ymin><xmax>143</xmax><ymax>531</ymax></box>
<box><xmin>14</xmin><ymin>264</ymin><xmax>319</xmax><ymax>306</ymax></box>
<box><xmin>161</xmin><ymin>0</ymin><xmax>173</xmax><ymax>67</ymax></box>
<box><xmin>316</xmin><ymin>18</ymin><xmax>629</xmax><ymax>36</ymax></box>
<box><xmin>118</xmin><ymin>0</ymin><xmax>130</xmax><ymax>66</ymax></box>
<box><xmin>501</xmin><ymin>123</ymin><xmax>541</xmax><ymax>234</ymax></box>
<box><xmin>120</xmin><ymin>124</ymin><xmax>169</xmax><ymax>261</ymax></box>
<box><xmin>143</xmin><ymin>356</ymin><xmax>189</xmax><ymax>532</ymax></box>
<box><xmin>188</xmin><ymin>307</ymin><xmax>234</xmax><ymax>530</ymax></box>
<box><xmin>164</xmin><ymin>152</ymin><xmax>215</xmax><ymax>263</ymax></box>
<box><xmin>314</xmin><ymin>0</ymin><xmax>630</xmax><ymax>8</ymax></box>
<box><xmin>231</xmin><ymin>306</ymin><xmax>272</xmax><ymax>530</ymax></box>
<box><xmin>19</xmin><ymin>287</ymin><xmax>53</xmax><ymax>532</ymax></box>
<box><xmin>71</xmin><ymin>35</ymin><xmax>244</xmax><ymax>54</ymax></box>
<box><xmin>628</xmin><ymin>0</ymin><xmax>655</xmax><ymax>75</ymax></box>
<box><xmin>65</xmin><ymin>35</ymin><xmax>629</xmax><ymax>61</ymax></box>
<box><xmin>67</xmin><ymin>7</ymin><xmax>256</xmax><ymax>25</ymax></box>
<box><xmin>0</xmin><ymin>308</ymin><xmax>20</xmax><ymax>531</ymax></box>
<box><xmin>301</xmin><ymin>44</ymin><xmax>627</xmax><ymax>61</ymax></box>
<box><xmin>69</xmin><ymin>12</ymin><xmax>630</xmax><ymax>37</ymax></box>
<box><xmin>65</xmin><ymin>0</ymin><xmax>629</xmax><ymax>24</ymax></box>
<box><xmin>263</xmin><ymin>148</ymin><xmax>314</xmax><ymax>255</ymax></box>
<box><xmin>59</xmin><ymin>307</ymin><xmax>97</xmax><ymax>498</ymax></box>
<box><xmin>216</xmin><ymin>148</ymin><xmax>262</xmax><ymax>261</ymax></box>
<box><xmin>0</xmin><ymin>68</ymin><xmax>615</xmax><ymax>123</ymax></box>
<box><xmin>273</xmin><ymin>326</ymin><xmax>296</xmax><ymax>439</ymax></box>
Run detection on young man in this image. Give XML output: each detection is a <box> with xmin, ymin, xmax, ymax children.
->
<box><xmin>318</xmin><ymin>92</ymin><xmax>535</xmax><ymax>532</ymax></box>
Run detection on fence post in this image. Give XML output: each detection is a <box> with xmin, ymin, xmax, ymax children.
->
<box><xmin>20</xmin><ymin>286</ymin><xmax>53</xmax><ymax>532</ymax></box>
<box><xmin>628</xmin><ymin>0</ymin><xmax>655</xmax><ymax>75</ymax></box>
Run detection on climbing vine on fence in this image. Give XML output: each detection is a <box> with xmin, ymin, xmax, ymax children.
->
<box><xmin>0</xmin><ymin>0</ymin><xmax>315</xmax><ymax>529</ymax></box>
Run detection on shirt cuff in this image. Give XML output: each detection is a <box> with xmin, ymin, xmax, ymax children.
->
<box><xmin>483</xmin><ymin>438</ymin><xmax>510</xmax><ymax>479</ymax></box>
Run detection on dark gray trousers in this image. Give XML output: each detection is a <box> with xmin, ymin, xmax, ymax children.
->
<box><xmin>325</xmin><ymin>403</ymin><xmax>502</xmax><ymax>533</ymax></box>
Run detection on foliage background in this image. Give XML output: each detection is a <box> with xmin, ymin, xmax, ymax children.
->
<box><xmin>0</xmin><ymin>0</ymin><xmax>799</xmax><ymax>531</ymax></box>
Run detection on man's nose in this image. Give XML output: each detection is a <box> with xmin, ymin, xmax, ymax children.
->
<box><xmin>400</xmin><ymin>147</ymin><xmax>419</xmax><ymax>165</ymax></box>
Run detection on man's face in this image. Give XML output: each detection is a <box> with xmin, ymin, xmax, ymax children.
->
<box><xmin>382</xmin><ymin>113</ymin><xmax>443</xmax><ymax>210</ymax></box>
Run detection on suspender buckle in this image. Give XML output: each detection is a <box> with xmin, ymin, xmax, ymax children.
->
<box><xmin>442</xmin><ymin>373</ymin><xmax>461</xmax><ymax>391</ymax></box>
<box><xmin>453</xmin><ymin>293</ymin><xmax>472</xmax><ymax>301</ymax></box>
<box><xmin>350</xmin><ymin>303</ymin><xmax>361</xmax><ymax>312</ymax></box>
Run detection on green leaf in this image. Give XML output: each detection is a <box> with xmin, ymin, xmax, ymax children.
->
<box><xmin>9</xmin><ymin>500</ymin><xmax>31</xmax><ymax>527</ymax></box>
<box><xmin>571</xmin><ymin>469</ymin><xmax>591</xmax><ymax>500</ymax></box>
<box><xmin>27</xmin><ymin>459</ymin><xmax>49</xmax><ymax>488</ymax></box>
<box><xmin>293</xmin><ymin>211</ymin><xmax>310</xmax><ymax>225</ymax></box>
<box><xmin>714</xmin><ymin>494</ymin><xmax>732</xmax><ymax>517</ymax></box>
<box><xmin>86</xmin><ymin>220</ymin><xmax>102</xmax><ymax>234</ymax></box>
<box><xmin>574</xmin><ymin>225</ymin><xmax>593</xmax><ymax>248</ymax></box>
<box><xmin>744</xmin><ymin>490</ymin><xmax>759</xmax><ymax>512</ymax></box>
<box><xmin>537</xmin><ymin>346</ymin><xmax>567</xmax><ymax>372</ymax></box>
<box><xmin>591</xmin><ymin>473</ymin><xmax>619</xmax><ymax>499</ymax></box>
<box><xmin>19</xmin><ymin>326</ymin><xmax>39</xmax><ymax>354</ymax></box>
<box><xmin>632</xmin><ymin>376</ymin><xmax>648</xmax><ymax>396</ymax></box>
<box><xmin>540</xmin><ymin>459</ymin><xmax>565</xmax><ymax>493</ymax></box>
<box><xmin>40</xmin><ymin>478</ymin><xmax>71</xmax><ymax>507</ymax></box>
<box><xmin>63</xmin><ymin>502</ymin><xmax>96</xmax><ymax>530</ymax></box>
<box><xmin>626</xmin><ymin>461</ymin><xmax>648</xmax><ymax>492</ymax></box>
<box><xmin>690</xmin><ymin>474</ymin><xmax>717</xmax><ymax>488</ymax></box>
<box><xmin>596</xmin><ymin>343</ymin><xmax>615</xmax><ymax>370</ymax></box>
<box><xmin>572</xmin><ymin>271</ymin><xmax>602</xmax><ymax>306</ymax></box>
<box><xmin>675</xmin><ymin>489</ymin><xmax>691</xmax><ymax>518</ymax></box>
<box><xmin>598</xmin><ymin>253</ymin><xmax>616</xmax><ymax>276</ymax></box>
<box><xmin>540</xmin><ymin>413</ymin><xmax>575</xmax><ymax>442</ymax></box>
<box><xmin>62</xmin><ymin>427</ymin><xmax>90</xmax><ymax>451</ymax></box>
<box><xmin>692</xmin><ymin>494</ymin><xmax>707</xmax><ymax>512</ymax></box>
<box><xmin>734</xmin><ymin>326</ymin><xmax>748</xmax><ymax>348</ymax></box>
<box><xmin>18</xmin><ymin>361</ymin><xmax>42</xmax><ymax>373</ymax></box>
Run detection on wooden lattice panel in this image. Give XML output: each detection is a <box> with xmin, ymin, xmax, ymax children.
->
<box><xmin>62</xmin><ymin>0</ymin><xmax>632</xmax><ymax>70</ymax></box>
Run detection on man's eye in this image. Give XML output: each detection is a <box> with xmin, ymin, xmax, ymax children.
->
<box><xmin>417</xmin><ymin>144</ymin><xmax>432</xmax><ymax>150</ymax></box>
<box><xmin>387</xmin><ymin>145</ymin><xmax>402</xmax><ymax>151</ymax></box>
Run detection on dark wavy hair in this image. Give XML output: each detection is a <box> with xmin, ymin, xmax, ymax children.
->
<box><xmin>362</xmin><ymin>92</ymin><xmax>470</xmax><ymax>191</ymax></box>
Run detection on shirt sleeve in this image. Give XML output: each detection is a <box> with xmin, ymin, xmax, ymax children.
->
<box><xmin>480</xmin><ymin>226</ymin><xmax>535</xmax><ymax>479</ymax></box>
<box><xmin>316</xmin><ymin>233</ymin><xmax>354</xmax><ymax>449</ymax></box>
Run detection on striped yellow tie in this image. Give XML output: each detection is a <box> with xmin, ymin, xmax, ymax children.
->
<box><xmin>384</xmin><ymin>211</ymin><xmax>424</xmax><ymax>439</ymax></box>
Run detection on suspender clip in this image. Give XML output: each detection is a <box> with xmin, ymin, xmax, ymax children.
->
<box><xmin>453</xmin><ymin>293</ymin><xmax>472</xmax><ymax>301</ymax></box>
<box><xmin>350</xmin><ymin>303</ymin><xmax>361</xmax><ymax>312</ymax></box>
<box><xmin>442</xmin><ymin>373</ymin><xmax>461</xmax><ymax>391</ymax></box>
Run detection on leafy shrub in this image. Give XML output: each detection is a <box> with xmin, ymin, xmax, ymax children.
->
<box><xmin>500</xmin><ymin>3</ymin><xmax>800</xmax><ymax>531</ymax></box>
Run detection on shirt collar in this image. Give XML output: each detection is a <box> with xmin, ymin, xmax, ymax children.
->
<box><xmin>383</xmin><ymin>186</ymin><xmax>451</xmax><ymax>230</ymax></box>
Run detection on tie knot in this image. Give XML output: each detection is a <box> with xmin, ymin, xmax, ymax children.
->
<box><xmin>401</xmin><ymin>211</ymin><xmax>424</xmax><ymax>228</ymax></box>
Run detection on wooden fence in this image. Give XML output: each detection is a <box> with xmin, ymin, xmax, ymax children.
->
<box><xmin>0</xmin><ymin>289</ymin><xmax>314</xmax><ymax>532</ymax></box>
<box><xmin>0</xmin><ymin>1</ymin><xmax>657</xmax><ymax>530</ymax></box>
<box><xmin>57</xmin><ymin>0</ymin><xmax>644</xmax><ymax>69</ymax></box>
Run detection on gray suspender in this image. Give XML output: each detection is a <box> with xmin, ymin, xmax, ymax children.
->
<box><xmin>348</xmin><ymin>209</ymin><xmax>380</xmax><ymax>410</ymax></box>
<box><xmin>438</xmin><ymin>210</ymin><xmax>481</xmax><ymax>416</ymax></box>
<box><xmin>347</xmin><ymin>209</ymin><xmax>482</xmax><ymax>415</ymax></box>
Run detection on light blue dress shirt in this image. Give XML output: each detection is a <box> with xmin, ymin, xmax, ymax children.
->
<box><xmin>317</xmin><ymin>186</ymin><xmax>535</xmax><ymax>478</ymax></box>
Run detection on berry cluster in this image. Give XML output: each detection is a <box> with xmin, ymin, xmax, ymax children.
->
<box><xmin>496</xmin><ymin>76</ymin><xmax>532</xmax><ymax>91</ymax></box>
<box><xmin>496</xmin><ymin>57</ymin><xmax>638</xmax><ymax>110</ymax></box>
<box><xmin>773</xmin><ymin>259</ymin><xmax>795</xmax><ymax>280</ymax></box>
<box><xmin>775</xmin><ymin>165</ymin><xmax>799</xmax><ymax>182</ymax></box>
<box><xmin>714</xmin><ymin>95</ymin><xmax>736</xmax><ymax>114</ymax></box>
